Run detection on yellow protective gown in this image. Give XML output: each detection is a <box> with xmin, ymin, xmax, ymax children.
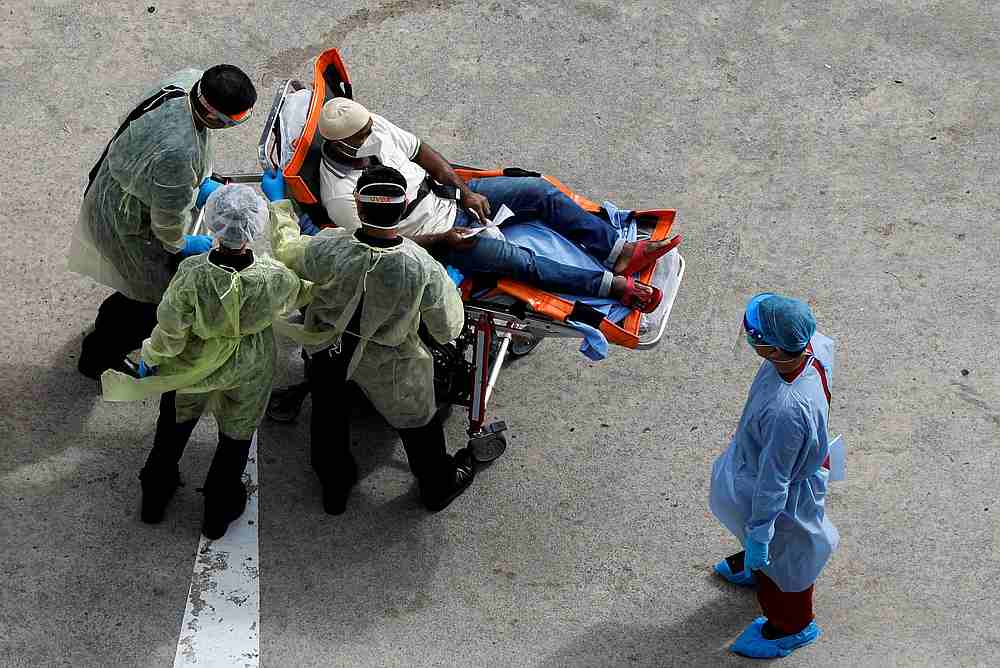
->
<box><xmin>69</xmin><ymin>69</ymin><xmax>214</xmax><ymax>304</ymax></box>
<box><xmin>101</xmin><ymin>252</ymin><xmax>312</xmax><ymax>439</ymax></box>
<box><xmin>269</xmin><ymin>200</ymin><xmax>464</xmax><ymax>428</ymax></box>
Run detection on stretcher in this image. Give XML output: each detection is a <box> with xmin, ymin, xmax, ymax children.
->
<box><xmin>222</xmin><ymin>48</ymin><xmax>685</xmax><ymax>462</ymax></box>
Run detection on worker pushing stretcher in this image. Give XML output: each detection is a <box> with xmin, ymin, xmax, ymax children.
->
<box><xmin>238</xmin><ymin>48</ymin><xmax>685</xmax><ymax>459</ymax></box>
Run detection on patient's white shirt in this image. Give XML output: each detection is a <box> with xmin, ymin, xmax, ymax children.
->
<box><xmin>320</xmin><ymin>114</ymin><xmax>457</xmax><ymax>237</ymax></box>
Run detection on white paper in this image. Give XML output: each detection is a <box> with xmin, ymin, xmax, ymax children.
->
<box><xmin>828</xmin><ymin>434</ymin><xmax>846</xmax><ymax>481</ymax></box>
<box><xmin>460</xmin><ymin>204</ymin><xmax>516</xmax><ymax>237</ymax></box>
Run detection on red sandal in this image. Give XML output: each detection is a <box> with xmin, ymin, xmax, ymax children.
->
<box><xmin>619</xmin><ymin>276</ymin><xmax>663</xmax><ymax>314</ymax></box>
<box><xmin>618</xmin><ymin>235</ymin><xmax>682</xmax><ymax>276</ymax></box>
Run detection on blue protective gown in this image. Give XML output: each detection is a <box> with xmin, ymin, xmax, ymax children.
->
<box><xmin>710</xmin><ymin>333</ymin><xmax>839</xmax><ymax>592</ymax></box>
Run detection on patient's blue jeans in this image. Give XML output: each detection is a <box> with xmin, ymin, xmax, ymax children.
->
<box><xmin>438</xmin><ymin>177</ymin><xmax>620</xmax><ymax>297</ymax></box>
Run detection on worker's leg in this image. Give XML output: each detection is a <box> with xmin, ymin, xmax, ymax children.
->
<box><xmin>139</xmin><ymin>391</ymin><xmax>202</xmax><ymax>524</ymax></box>
<box><xmin>437</xmin><ymin>236</ymin><xmax>612</xmax><ymax>297</ymax></box>
<box><xmin>199</xmin><ymin>366</ymin><xmax>276</xmax><ymax>539</ymax></box>
<box><xmin>79</xmin><ymin>292</ymin><xmax>159</xmax><ymax>378</ymax></box>
<box><xmin>201</xmin><ymin>431</ymin><xmax>253</xmax><ymax>539</ymax></box>
<box><xmin>397</xmin><ymin>414</ymin><xmax>474</xmax><ymax>512</ymax></box>
<box><xmin>754</xmin><ymin>571</ymin><xmax>815</xmax><ymax>637</ymax></box>
<box><xmin>466</xmin><ymin>177</ymin><xmax>624</xmax><ymax>266</ymax></box>
<box><xmin>730</xmin><ymin>570</ymin><xmax>822</xmax><ymax>657</ymax></box>
<box><xmin>309</xmin><ymin>347</ymin><xmax>359</xmax><ymax>515</ymax></box>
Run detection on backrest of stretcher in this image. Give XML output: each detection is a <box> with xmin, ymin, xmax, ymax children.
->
<box><xmin>281</xmin><ymin>49</ymin><xmax>352</xmax><ymax>213</ymax></box>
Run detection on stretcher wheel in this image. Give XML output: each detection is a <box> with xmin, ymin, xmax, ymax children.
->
<box><xmin>469</xmin><ymin>432</ymin><xmax>507</xmax><ymax>463</ymax></box>
<box><xmin>508</xmin><ymin>333</ymin><xmax>542</xmax><ymax>358</ymax></box>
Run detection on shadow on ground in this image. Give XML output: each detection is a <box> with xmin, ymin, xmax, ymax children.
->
<box><xmin>536</xmin><ymin>577</ymin><xmax>762</xmax><ymax>668</ymax></box>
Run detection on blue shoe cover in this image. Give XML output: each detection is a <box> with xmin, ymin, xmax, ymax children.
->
<box><xmin>730</xmin><ymin>617</ymin><xmax>822</xmax><ymax>658</ymax></box>
<box><xmin>714</xmin><ymin>558</ymin><xmax>755</xmax><ymax>587</ymax></box>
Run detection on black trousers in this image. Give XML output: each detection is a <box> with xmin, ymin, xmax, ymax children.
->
<box><xmin>80</xmin><ymin>292</ymin><xmax>159</xmax><ymax>376</ymax></box>
<box><xmin>308</xmin><ymin>338</ymin><xmax>455</xmax><ymax>495</ymax></box>
<box><xmin>143</xmin><ymin>391</ymin><xmax>251</xmax><ymax>494</ymax></box>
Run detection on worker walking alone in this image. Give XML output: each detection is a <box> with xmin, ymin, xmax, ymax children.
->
<box><xmin>709</xmin><ymin>293</ymin><xmax>839</xmax><ymax>658</ymax></box>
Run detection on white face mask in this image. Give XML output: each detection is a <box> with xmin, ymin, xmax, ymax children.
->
<box><xmin>335</xmin><ymin>133</ymin><xmax>380</xmax><ymax>159</ymax></box>
<box><xmin>353</xmin><ymin>133</ymin><xmax>381</xmax><ymax>158</ymax></box>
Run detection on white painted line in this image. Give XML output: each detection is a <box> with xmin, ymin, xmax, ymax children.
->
<box><xmin>174</xmin><ymin>433</ymin><xmax>261</xmax><ymax>668</ymax></box>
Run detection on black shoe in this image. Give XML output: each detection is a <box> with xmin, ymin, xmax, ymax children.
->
<box><xmin>139</xmin><ymin>467</ymin><xmax>182</xmax><ymax>524</ymax></box>
<box><xmin>265</xmin><ymin>383</ymin><xmax>310</xmax><ymax>423</ymax></box>
<box><xmin>422</xmin><ymin>448</ymin><xmax>476</xmax><ymax>512</ymax></box>
<box><xmin>317</xmin><ymin>462</ymin><xmax>358</xmax><ymax>516</ymax></box>
<box><xmin>322</xmin><ymin>486</ymin><xmax>351</xmax><ymax>515</ymax></box>
<box><xmin>201</xmin><ymin>482</ymin><xmax>248</xmax><ymax>540</ymax></box>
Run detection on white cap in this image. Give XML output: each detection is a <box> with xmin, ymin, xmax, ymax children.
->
<box><xmin>318</xmin><ymin>97</ymin><xmax>371</xmax><ymax>140</ymax></box>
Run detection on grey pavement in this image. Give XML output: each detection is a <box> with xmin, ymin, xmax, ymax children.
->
<box><xmin>2</xmin><ymin>1</ymin><xmax>999</xmax><ymax>666</ymax></box>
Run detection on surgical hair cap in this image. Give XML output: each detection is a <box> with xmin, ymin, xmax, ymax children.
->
<box><xmin>745</xmin><ymin>293</ymin><xmax>816</xmax><ymax>354</ymax></box>
<box><xmin>319</xmin><ymin>98</ymin><xmax>371</xmax><ymax>140</ymax></box>
<box><xmin>203</xmin><ymin>184</ymin><xmax>268</xmax><ymax>249</ymax></box>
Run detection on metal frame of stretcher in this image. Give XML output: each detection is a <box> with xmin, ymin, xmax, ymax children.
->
<box><xmin>221</xmin><ymin>48</ymin><xmax>684</xmax><ymax>462</ymax></box>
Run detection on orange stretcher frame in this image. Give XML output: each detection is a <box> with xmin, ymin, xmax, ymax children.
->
<box><xmin>272</xmin><ymin>48</ymin><xmax>679</xmax><ymax>348</ymax></box>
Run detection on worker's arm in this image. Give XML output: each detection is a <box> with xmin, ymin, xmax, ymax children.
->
<box><xmin>269</xmin><ymin>259</ymin><xmax>314</xmax><ymax>315</ymax></box>
<box><xmin>413</xmin><ymin>142</ymin><xmax>490</xmax><ymax>222</ymax></box>
<box><xmin>141</xmin><ymin>272</ymin><xmax>195</xmax><ymax>367</ymax></box>
<box><xmin>419</xmin><ymin>262</ymin><xmax>466</xmax><ymax>344</ymax></box>
<box><xmin>745</xmin><ymin>403</ymin><xmax>810</xmax><ymax>545</ymax></box>
<box><xmin>147</xmin><ymin>150</ymin><xmax>201</xmax><ymax>253</ymax></box>
<box><xmin>268</xmin><ymin>200</ymin><xmax>314</xmax><ymax>278</ymax></box>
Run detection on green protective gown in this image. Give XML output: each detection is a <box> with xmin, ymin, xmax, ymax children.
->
<box><xmin>69</xmin><ymin>69</ymin><xmax>214</xmax><ymax>304</ymax></box>
<box><xmin>101</xmin><ymin>252</ymin><xmax>313</xmax><ymax>439</ymax></box>
<box><xmin>269</xmin><ymin>200</ymin><xmax>465</xmax><ymax>429</ymax></box>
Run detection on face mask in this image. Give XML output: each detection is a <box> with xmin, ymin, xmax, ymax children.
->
<box><xmin>335</xmin><ymin>132</ymin><xmax>380</xmax><ymax>159</ymax></box>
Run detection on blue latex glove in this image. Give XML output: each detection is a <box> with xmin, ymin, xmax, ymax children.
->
<box><xmin>137</xmin><ymin>360</ymin><xmax>156</xmax><ymax>378</ymax></box>
<box><xmin>195</xmin><ymin>177</ymin><xmax>224</xmax><ymax>208</ymax></box>
<box><xmin>445</xmin><ymin>265</ymin><xmax>465</xmax><ymax>287</ymax></box>
<box><xmin>260</xmin><ymin>169</ymin><xmax>286</xmax><ymax>202</ymax></box>
<box><xmin>298</xmin><ymin>213</ymin><xmax>320</xmax><ymax>236</ymax></box>
<box><xmin>180</xmin><ymin>234</ymin><xmax>213</xmax><ymax>257</ymax></box>
<box><xmin>744</xmin><ymin>539</ymin><xmax>771</xmax><ymax>571</ymax></box>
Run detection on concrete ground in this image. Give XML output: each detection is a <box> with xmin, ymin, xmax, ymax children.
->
<box><xmin>2</xmin><ymin>0</ymin><xmax>998</xmax><ymax>666</ymax></box>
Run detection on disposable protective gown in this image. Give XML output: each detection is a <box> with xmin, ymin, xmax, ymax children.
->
<box><xmin>69</xmin><ymin>69</ymin><xmax>214</xmax><ymax>303</ymax></box>
<box><xmin>101</xmin><ymin>253</ymin><xmax>311</xmax><ymax>439</ymax></box>
<box><xmin>269</xmin><ymin>200</ymin><xmax>464</xmax><ymax>429</ymax></box>
<box><xmin>710</xmin><ymin>333</ymin><xmax>839</xmax><ymax>592</ymax></box>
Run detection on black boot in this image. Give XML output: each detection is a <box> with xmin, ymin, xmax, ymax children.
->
<box><xmin>202</xmin><ymin>482</ymin><xmax>249</xmax><ymax>540</ymax></box>
<box><xmin>138</xmin><ymin>394</ymin><xmax>198</xmax><ymax>523</ymax></box>
<box><xmin>201</xmin><ymin>434</ymin><xmax>252</xmax><ymax>540</ymax></box>
<box><xmin>421</xmin><ymin>448</ymin><xmax>476</xmax><ymax>512</ymax></box>
<box><xmin>316</xmin><ymin>457</ymin><xmax>358</xmax><ymax>515</ymax></box>
<box><xmin>139</xmin><ymin>466</ymin><xmax>182</xmax><ymax>524</ymax></box>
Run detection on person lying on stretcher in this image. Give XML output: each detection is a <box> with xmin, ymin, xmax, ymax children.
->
<box><xmin>310</xmin><ymin>98</ymin><xmax>672</xmax><ymax>313</ymax></box>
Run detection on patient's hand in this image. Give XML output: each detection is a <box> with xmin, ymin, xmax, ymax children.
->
<box><xmin>461</xmin><ymin>190</ymin><xmax>491</xmax><ymax>223</ymax></box>
<box><xmin>442</xmin><ymin>228</ymin><xmax>478</xmax><ymax>250</ymax></box>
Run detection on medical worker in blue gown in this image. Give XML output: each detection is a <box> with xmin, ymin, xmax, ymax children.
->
<box><xmin>709</xmin><ymin>293</ymin><xmax>839</xmax><ymax>658</ymax></box>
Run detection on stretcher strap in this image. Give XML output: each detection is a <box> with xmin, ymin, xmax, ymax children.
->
<box><xmin>86</xmin><ymin>86</ymin><xmax>187</xmax><ymax>195</ymax></box>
